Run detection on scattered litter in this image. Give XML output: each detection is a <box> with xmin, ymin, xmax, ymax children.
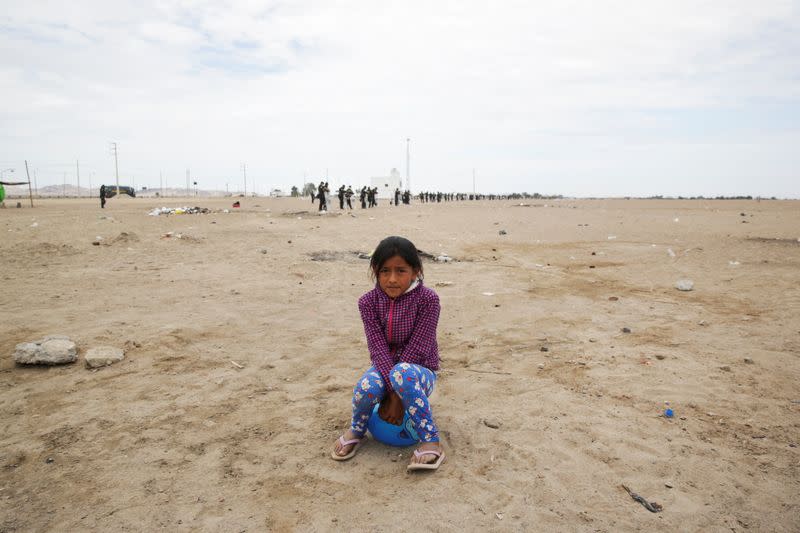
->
<box><xmin>675</xmin><ymin>279</ymin><xmax>694</xmax><ymax>291</ymax></box>
<box><xmin>231</xmin><ymin>360</ymin><xmax>244</xmax><ymax>369</ymax></box>
<box><xmin>621</xmin><ymin>485</ymin><xmax>663</xmax><ymax>513</ymax></box>
<box><xmin>673</xmin><ymin>217</ymin><xmax>680</xmax><ymax>222</ymax></box>
<box><xmin>30</xmin><ymin>222</ymin><xmax>38</xmax><ymax>228</ymax></box>
<box><xmin>482</xmin><ymin>292</ymin><xmax>495</xmax><ymax>296</ymax></box>
<box><xmin>309</xmin><ymin>251</ymin><xmax>341</xmax><ymax>262</ymax></box>
<box><xmin>667</xmin><ymin>248</ymin><xmax>676</xmax><ymax>258</ymax></box>
<box><xmin>607</xmin><ymin>235</ymin><xmax>617</xmax><ymax>240</ymax></box>
<box><xmin>148</xmin><ymin>206</ymin><xmax>211</xmax><ymax>216</ymax></box>
<box><xmin>537</xmin><ymin>363</ymin><xmax>545</xmax><ymax>369</ymax></box>
<box><xmin>435</xmin><ymin>254</ymin><xmax>453</xmax><ymax>263</ymax></box>
<box><xmin>728</xmin><ymin>260</ymin><xmax>740</xmax><ymax>266</ymax></box>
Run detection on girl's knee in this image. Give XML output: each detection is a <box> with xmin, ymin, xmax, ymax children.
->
<box><xmin>352</xmin><ymin>374</ymin><xmax>384</xmax><ymax>407</ymax></box>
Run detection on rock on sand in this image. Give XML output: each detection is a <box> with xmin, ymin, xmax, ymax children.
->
<box><xmin>14</xmin><ymin>335</ymin><xmax>77</xmax><ymax>365</ymax></box>
<box><xmin>84</xmin><ymin>346</ymin><xmax>125</xmax><ymax>368</ymax></box>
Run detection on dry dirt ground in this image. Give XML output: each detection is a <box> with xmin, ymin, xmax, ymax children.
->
<box><xmin>1</xmin><ymin>196</ymin><xmax>798</xmax><ymax>532</ymax></box>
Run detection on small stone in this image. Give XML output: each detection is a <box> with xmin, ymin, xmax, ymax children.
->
<box><xmin>621</xmin><ymin>327</ymin><xmax>631</xmax><ymax>334</ymax></box>
<box><xmin>484</xmin><ymin>418</ymin><xmax>501</xmax><ymax>429</ymax></box>
<box><xmin>588</xmin><ymin>338</ymin><xmax>597</xmax><ymax>343</ymax></box>
<box><xmin>537</xmin><ymin>363</ymin><xmax>545</xmax><ymax>369</ymax></box>
<box><xmin>608</xmin><ymin>296</ymin><xmax>618</xmax><ymax>301</ymax></box>
<box><xmin>664</xmin><ymin>482</ymin><xmax>673</xmax><ymax>488</ymax></box>
<box><xmin>498</xmin><ymin>230</ymin><xmax>507</xmax><ymax>235</ymax></box>
<box><xmin>14</xmin><ymin>336</ymin><xmax>77</xmax><ymax>365</ymax></box>
<box><xmin>719</xmin><ymin>365</ymin><xmax>731</xmax><ymax>372</ymax></box>
<box><xmin>260</xmin><ymin>249</ymin><xmax>267</xmax><ymax>254</ymax></box>
<box><xmin>743</xmin><ymin>357</ymin><xmax>754</xmax><ymax>364</ymax></box>
<box><xmin>675</xmin><ymin>279</ymin><xmax>694</xmax><ymax>291</ymax></box>
<box><xmin>84</xmin><ymin>346</ymin><xmax>125</xmax><ymax>368</ymax></box>
<box><xmin>45</xmin><ymin>457</ymin><xmax>54</xmax><ymax>464</ymax></box>
<box><xmin>655</xmin><ymin>355</ymin><xmax>666</xmax><ymax>360</ymax></box>
<box><xmin>540</xmin><ymin>346</ymin><xmax>549</xmax><ymax>352</ymax></box>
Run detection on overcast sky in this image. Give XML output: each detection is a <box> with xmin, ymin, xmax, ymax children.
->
<box><xmin>1</xmin><ymin>1</ymin><xmax>798</xmax><ymax>197</ymax></box>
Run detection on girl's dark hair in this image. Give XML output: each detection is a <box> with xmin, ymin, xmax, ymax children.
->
<box><xmin>369</xmin><ymin>236</ymin><xmax>423</xmax><ymax>280</ymax></box>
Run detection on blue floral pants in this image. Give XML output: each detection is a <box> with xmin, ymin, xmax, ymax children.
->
<box><xmin>350</xmin><ymin>363</ymin><xmax>439</xmax><ymax>443</ymax></box>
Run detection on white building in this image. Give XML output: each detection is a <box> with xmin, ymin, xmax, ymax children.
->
<box><xmin>370</xmin><ymin>168</ymin><xmax>403</xmax><ymax>199</ymax></box>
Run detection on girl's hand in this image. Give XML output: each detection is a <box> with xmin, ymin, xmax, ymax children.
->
<box><xmin>378</xmin><ymin>392</ymin><xmax>404</xmax><ymax>425</ymax></box>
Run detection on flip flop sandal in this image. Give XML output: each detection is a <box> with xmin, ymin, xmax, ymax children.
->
<box><xmin>331</xmin><ymin>435</ymin><xmax>366</xmax><ymax>461</ymax></box>
<box><xmin>407</xmin><ymin>448</ymin><xmax>445</xmax><ymax>471</ymax></box>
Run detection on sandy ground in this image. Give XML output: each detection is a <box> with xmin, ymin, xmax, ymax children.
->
<box><xmin>1</xmin><ymin>196</ymin><xmax>798</xmax><ymax>532</ymax></box>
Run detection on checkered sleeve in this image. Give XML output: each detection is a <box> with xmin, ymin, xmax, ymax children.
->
<box><xmin>358</xmin><ymin>293</ymin><xmax>396</xmax><ymax>391</ymax></box>
<box><xmin>399</xmin><ymin>291</ymin><xmax>440</xmax><ymax>368</ymax></box>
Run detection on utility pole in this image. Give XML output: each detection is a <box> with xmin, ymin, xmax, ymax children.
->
<box><xmin>160</xmin><ymin>171</ymin><xmax>163</xmax><ymax>198</ymax></box>
<box><xmin>473</xmin><ymin>168</ymin><xmax>476</xmax><ymax>195</ymax></box>
<box><xmin>76</xmin><ymin>160</ymin><xmax>80</xmax><ymax>196</ymax></box>
<box><xmin>24</xmin><ymin>160</ymin><xmax>33</xmax><ymax>207</ymax></box>
<box><xmin>186</xmin><ymin>169</ymin><xmax>190</xmax><ymax>197</ymax></box>
<box><xmin>89</xmin><ymin>172</ymin><xmax>93</xmax><ymax>198</ymax></box>
<box><xmin>111</xmin><ymin>142</ymin><xmax>120</xmax><ymax>195</ymax></box>
<box><xmin>242</xmin><ymin>164</ymin><xmax>247</xmax><ymax>196</ymax></box>
<box><xmin>406</xmin><ymin>138</ymin><xmax>410</xmax><ymax>193</ymax></box>
<box><xmin>63</xmin><ymin>172</ymin><xmax>67</xmax><ymax>197</ymax></box>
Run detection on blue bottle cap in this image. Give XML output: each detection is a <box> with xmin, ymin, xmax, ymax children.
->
<box><xmin>664</xmin><ymin>408</ymin><xmax>674</xmax><ymax>418</ymax></box>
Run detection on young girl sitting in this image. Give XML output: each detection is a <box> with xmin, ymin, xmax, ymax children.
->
<box><xmin>331</xmin><ymin>236</ymin><xmax>445</xmax><ymax>471</ymax></box>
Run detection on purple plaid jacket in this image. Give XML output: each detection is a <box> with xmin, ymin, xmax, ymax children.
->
<box><xmin>358</xmin><ymin>281</ymin><xmax>441</xmax><ymax>391</ymax></box>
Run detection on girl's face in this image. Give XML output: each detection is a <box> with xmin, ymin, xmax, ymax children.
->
<box><xmin>377</xmin><ymin>255</ymin><xmax>418</xmax><ymax>299</ymax></box>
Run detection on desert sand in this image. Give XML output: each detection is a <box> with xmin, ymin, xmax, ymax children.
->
<box><xmin>1</xmin><ymin>196</ymin><xmax>798</xmax><ymax>532</ymax></box>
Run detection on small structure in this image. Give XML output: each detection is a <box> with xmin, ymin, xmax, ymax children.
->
<box><xmin>370</xmin><ymin>168</ymin><xmax>402</xmax><ymax>200</ymax></box>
